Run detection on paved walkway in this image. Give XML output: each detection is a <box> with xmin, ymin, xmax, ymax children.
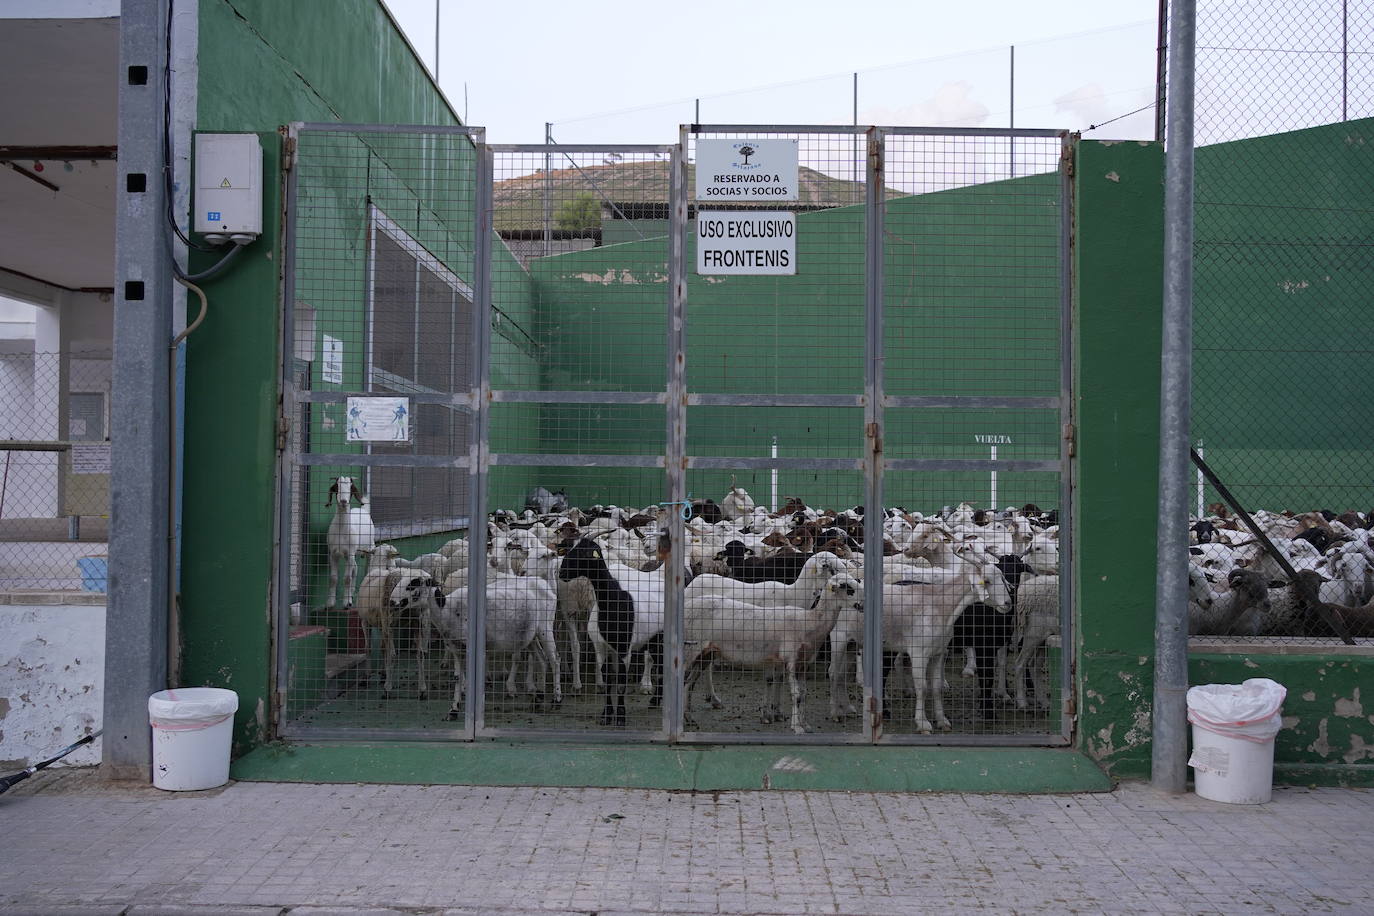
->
<box><xmin>0</xmin><ymin>769</ymin><xmax>1367</xmax><ymax>915</ymax></box>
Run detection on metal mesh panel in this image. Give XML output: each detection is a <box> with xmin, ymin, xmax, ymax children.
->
<box><xmin>879</xmin><ymin>129</ymin><xmax>1069</xmax><ymax>738</ymax></box>
<box><xmin>480</xmin><ymin>146</ymin><xmax>673</xmax><ymax>736</ymax></box>
<box><xmin>279</xmin><ymin>125</ymin><xmax>1072</xmax><ymax>744</ymax></box>
<box><xmin>281</xmin><ymin>126</ymin><xmax>480</xmax><ymax>735</ymax></box>
<box><xmin>0</xmin><ymin>351</ymin><xmax>110</xmax><ymax>592</ymax></box>
<box><xmin>1191</xmin><ymin>2</ymin><xmax>1374</xmax><ymax>647</ymax></box>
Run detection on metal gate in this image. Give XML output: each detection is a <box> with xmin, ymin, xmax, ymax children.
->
<box><xmin>277</xmin><ymin>123</ymin><xmax>1072</xmax><ymax>745</ymax></box>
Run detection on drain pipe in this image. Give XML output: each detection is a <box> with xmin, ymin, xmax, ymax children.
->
<box><xmin>1152</xmin><ymin>0</ymin><xmax>1196</xmax><ymax>795</ymax></box>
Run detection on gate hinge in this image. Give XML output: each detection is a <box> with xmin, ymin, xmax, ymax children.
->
<box><xmin>275</xmin><ymin>407</ymin><xmax>291</xmax><ymax>452</ymax></box>
<box><xmin>282</xmin><ymin>134</ymin><xmax>297</xmax><ymax>172</ymax></box>
<box><xmin>1063</xmin><ymin>422</ymin><xmax>1077</xmax><ymax>458</ymax></box>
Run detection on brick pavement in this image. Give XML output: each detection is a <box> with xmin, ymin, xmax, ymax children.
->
<box><xmin>0</xmin><ymin>769</ymin><xmax>1367</xmax><ymax>914</ymax></box>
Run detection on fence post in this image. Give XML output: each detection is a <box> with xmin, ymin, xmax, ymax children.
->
<box><xmin>862</xmin><ymin>127</ymin><xmax>886</xmax><ymax>741</ymax></box>
<box><xmin>105</xmin><ymin>0</ymin><xmax>173</xmax><ymax>780</ymax></box>
<box><xmin>1153</xmin><ymin>0</ymin><xmax>1196</xmax><ymax>795</ymax></box>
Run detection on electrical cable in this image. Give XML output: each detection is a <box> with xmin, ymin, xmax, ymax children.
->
<box><xmin>162</xmin><ymin>0</ymin><xmax>216</xmax><ymax>252</ymax></box>
<box><xmin>171</xmin><ymin>239</ymin><xmax>249</xmax><ymax>284</ymax></box>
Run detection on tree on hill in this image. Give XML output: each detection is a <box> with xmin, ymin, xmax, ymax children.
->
<box><xmin>555</xmin><ymin>192</ymin><xmax>601</xmax><ymax>232</ymax></box>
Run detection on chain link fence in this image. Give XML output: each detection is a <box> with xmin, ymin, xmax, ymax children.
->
<box><xmin>1190</xmin><ymin>0</ymin><xmax>1374</xmax><ymax>642</ymax></box>
<box><xmin>0</xmin><ymin>351</ymin><xmax>111</xmax><ymax>592</ymax></box>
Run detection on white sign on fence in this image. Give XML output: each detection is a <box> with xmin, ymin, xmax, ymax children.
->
<box><xmin>696</xmin><ymin>211</ymin><xmax>796</xmax><ymax>275</ymax></box>
<box><xmin>346</xmin><ymin>396</ymin><xmax>410</xmax><ymax>442</ymax></box>
<box><xmin>321</xmin><ymin>334</ymin><xmax>343</xmax><ymax>384</ymax></box>
<box><xmin>695</xmin><ymin>139</ymin><xmax>799</xmax><ymax>202</ymax></box>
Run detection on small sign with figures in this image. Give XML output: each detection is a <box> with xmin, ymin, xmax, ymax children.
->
<box><xmin>346</xmin><ymin>396</ymin><xmax>411</xmax><ymax>442</ymax></box>
<box><xmin>695</xmin><ymin>139</ymin><xmax>799</xmax><ymax>202</ymax></box>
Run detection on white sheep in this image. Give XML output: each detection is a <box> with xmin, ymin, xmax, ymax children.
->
<box><xmin>882</xmin><ymin>563</ymin><xmax>1012</xmax><ymax>733</ymax></box>
<box><xmin>683</xmin><ymin>572</ymin><xmax>864</xmax><ymax>733</ymax></box>
<box><xmin>388</xmin><ymin>574</ymin><xmax>561</xmax><ymax>721</ymax></box>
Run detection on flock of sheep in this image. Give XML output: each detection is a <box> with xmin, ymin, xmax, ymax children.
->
<box><xmin>324</xmin><ymin>475</ymin><xmax>1069</xmax><ymax>733</ymax></box>
<box><xmin>1187</xmin><ymin>506</ymin><xmax>1374</xmax><ymax>640</ymax></box>
<box><xmin>324</xmin><ymin>477</ymin><xmax>1372</xmax><ymax>734</ymax></box>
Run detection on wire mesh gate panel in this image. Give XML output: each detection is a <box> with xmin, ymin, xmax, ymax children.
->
<box><xmin>278</xmin><ymin>124</ymin><xmax>1072</xmax><ymax>745</ymax></box>
<box><xmin>482</xmin><ymin>143</ymin><xmax>678</xmax><ymax>737</ymax></box>
<box><xmin>279</xmin><ymin>124</ymin><xmax>484</xmax><ymax>737</ymax></box>
<box><xmin>877</xmin><ymin>129</ymin><xmax>1072</xmax><ymax>740</ymax></box>
<box><xmin>677</xmin><ymin>127</ymin><xmax>1072</xmax><ymax>744</ymax></box>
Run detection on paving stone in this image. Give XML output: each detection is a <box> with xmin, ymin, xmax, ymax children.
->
<box><xmin>1</xmin><ymin>781</ymin><xmax>1370</xmax><ymax>914</ymax></box>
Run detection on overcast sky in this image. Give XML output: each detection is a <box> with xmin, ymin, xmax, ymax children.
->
<box><xmin>381</xmin><ymin>0</ymin><xmax>1162</xmax><ymax>144</ymax></box>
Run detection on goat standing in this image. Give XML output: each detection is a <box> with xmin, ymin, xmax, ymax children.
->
<box><xmin>326</xmin><ymin>475</ymin><xmax>376</xmax><ymax>609</ymax></box>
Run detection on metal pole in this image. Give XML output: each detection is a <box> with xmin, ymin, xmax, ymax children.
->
<box><xmin>1342</xmin><ymin>0</ymin><xmax>1349</xmax><ymax>122</ymax></box>
<box><xmin>862</xmin><ymin>127</ymin><xmax>886</xmax><ymax>742</ymax></box>
<box><xmin>664</xmin><ymin>126</ymin><xmax>689</xmax><ymax>740</ymax></box>
<box><xmin>1009</xmin><ymin>46</ymin><xmax>1016</xmax><ymax>179</ymax></box>
<box><xmin>434</xmin><ymin>0</ymin><xmax>440</xmax><ymax>82</ymax></box>
<box><xmin>1195</xmin><ymin>439</ymin><xmax>1204</xmax><ymax>519</ymax></box>
<box><xmin>1155</xmin><ymin>0</ymin><xmax>1169</xmax><ymax>143</ymax></box>
<box><xmin>468</xmin><ymin>136</ymin><xmax>493</xmax><ymax>738</ymax></box>
<box><xmin>990</xmin><ymin>444</ymin><xmax>998</xmax><ymax>508</ymax></box>
<box><xmin>1152</xmin><ymin>0</ymin><xmax>1195</xmax><ymax>796</ymax></box>
<box><xmin>106</xmin><ymin>0</ymin><xmax>173</xmax><ymax>781</ymax></box>
<box><xmin>543</xmin><ymin>123</ymin><xmax>552</xmax><ymax>257</ymax></box>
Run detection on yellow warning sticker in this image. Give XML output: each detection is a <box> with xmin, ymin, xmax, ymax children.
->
<box><xmin>220</xmin><ymin>178</ymin><xmax>232</xmax><ymax>188</ymax></box>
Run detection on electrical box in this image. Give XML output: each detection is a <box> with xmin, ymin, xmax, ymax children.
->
<box><xmin>194</xmin><ymin>133</ymin><xmax>263</xmax><ymax>244</ymax></box>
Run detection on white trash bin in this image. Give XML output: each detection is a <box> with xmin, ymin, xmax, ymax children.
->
<box><xmin>1186</xmin><ymin>678</ymin><xmax>1286</xmax><ymax>804</ymax></box>
<box><xmin>148</xmin><ymin>687</ymin><xmax>238</xmax><ymax>791</ymax></box>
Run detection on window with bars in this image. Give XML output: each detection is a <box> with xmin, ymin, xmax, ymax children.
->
<box><xmin>366</xmin><ymin>207</ymin><xmax>473</xmax><ymax>536</ymax></box>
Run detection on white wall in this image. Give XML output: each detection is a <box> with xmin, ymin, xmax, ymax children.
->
<box><xmin>0</xmin><ymin>599</ymin><xmax>105</xmax><ymax>768</ymax></box>
<box><xmin>0</xmin><ymin>1</ymin><xmax>118</xmax><ymax>19</ymax></box>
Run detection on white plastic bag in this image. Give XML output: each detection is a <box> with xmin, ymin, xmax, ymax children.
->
<box><xmin>1186</xmin><ymin>678</ymin><xmax>1286</xmax><ymax>743</ymax></box>
<box><xmin>148</xmin><ymin>687</ymin><xmax>239</xmax><ymax>731</ymax></box>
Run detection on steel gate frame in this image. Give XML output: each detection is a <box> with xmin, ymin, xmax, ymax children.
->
<box><xmin>276</xmin><ymin>123</ymin><xmax>1075</xmax><ymax>747</ymax></box>
<box><xmin>676</xmin><ymin>125</ymin><xmax>1074</xmax><ymax>746</ymax></box>
<box><xmin>276</xmin><ymin>122</ymin><xmax>487</xmax><ymax>741</ymax></box>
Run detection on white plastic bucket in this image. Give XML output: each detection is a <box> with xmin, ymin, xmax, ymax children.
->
<box><xmin>1189</xmin><ymin>722</ymin><xmax>1278</xmax><ymax>804</ymax></box>
<box><xmin>148</xmin><ymin>687</ymin><xmax>238</xmax><ymax>791</ymax></box>
<box><xmin>1187</xmin><ymin>678</ymin><xmax>1286</xmax><ymax>805</ymax></box>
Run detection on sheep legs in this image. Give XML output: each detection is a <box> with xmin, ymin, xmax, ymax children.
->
<box><xmin>764</xmin><ymin>660</ymin><xmax>809</xmax><ymax>734</ymax></box>
<box><xmin>828</xmin><ymin>635</ymin><xmax>858</xmax><ymax>721</ymax></box>
<box><xmin>1012</xmin><ymin>627</ymin><xmax>1054</xmax><ymax>710</ymax></box>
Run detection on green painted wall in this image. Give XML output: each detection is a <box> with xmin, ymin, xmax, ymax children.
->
<box><xmin>1190</xmin><ymin>653</ymin><xmax>1374</xmax><ymax>787</ymax></box>
<box><xmin>1194</xmin><ymin>119</ymin><xmax>1374</xmax><ymax>511</ymax></box>
<box><xmin>524</xmin><ymin>174</ymin><xmax>1064</xmax><ymax>513</ymax></box>
<box><xmin>1073</xmin><ymin>135</ymin><xmax>1374</xmax><ymax>786</ymax></box>
<box><xmin>184</xmin><ymin>0</ymin><xmax>489</xmax><ymax>753</ymax></box>
<box><xmin>1072</xmin><ymin>140</ymin><xmax>1165</xmax><ymax>778</ymax></box>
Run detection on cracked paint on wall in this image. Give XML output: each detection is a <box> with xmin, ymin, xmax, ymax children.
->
<box><xmin>0</xmin><ymin>604</ymin><xmax>105</xmax><ymax>768</ymax></box>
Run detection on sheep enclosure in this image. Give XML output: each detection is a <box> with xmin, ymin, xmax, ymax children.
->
<box><xmin>280</xmin><ymin>124</ymin><xmax>1073</xmax><ymax>744</ymax></box>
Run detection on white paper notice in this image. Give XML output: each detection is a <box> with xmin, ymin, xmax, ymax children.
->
<box><xmin>322</xmin><ymin>334</ymin><xmax>343</xmax><ymax>384</ymax></box>
<box><xmin>346</xmin><ymin>397</ymin><xmax>410</xmax><ymax>442</ymax></box>
<box><xmin>72</xmin><ymin>444</ymin><xmax>111</xmax><ymax>475</ymax></box>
